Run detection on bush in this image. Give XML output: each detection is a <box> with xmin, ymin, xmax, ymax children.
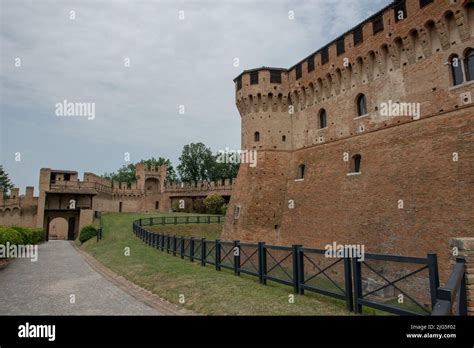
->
<box><xmin>79</xmin><ymin>225</ymin><xmax>97</xmax><ymax>243</ymax></box>
<box><xmin>204</xmin><ymin>194</ymin><xmax>225</xmax><ymax>215</ymax></box>
<box><xmin>31</xmin><ymin>228</ymin><xmax>45</xmax><ymax>244</ymax></box>
<box><xmin>0</xmin><ymin>227</ymin><xmax>24</xmax><ymax>247</ymax></box>
<box><xmin>10</xmin><ymin>226</ymin><xmax>34</xmax><ymax>244</ymax></box>
<box><xmin>220</xmin><ymin>203</ymin><xmax>228</xmax><ymax>216</ymax></box>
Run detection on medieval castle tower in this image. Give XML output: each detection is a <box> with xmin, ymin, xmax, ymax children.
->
<box><xmin>223</xmin><ymin>0</ymin><xmax>474</xmax><ymax>277</ymax></box>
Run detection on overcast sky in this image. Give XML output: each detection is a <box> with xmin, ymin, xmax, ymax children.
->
<box><xmin>1</xmin><ymin>0</ymin><xmax>391</xmax><ymax>193</ymax></box>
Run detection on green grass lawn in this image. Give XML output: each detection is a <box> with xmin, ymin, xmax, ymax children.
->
<box><xmin>80</xmin><ymin>212</ymin><xmax>354</xmax><ymax>315</ymax></box>
<box><xmin>147</xmin><ymin>222</ymin><xmax>223</xmax><ymax>240</ymax></box>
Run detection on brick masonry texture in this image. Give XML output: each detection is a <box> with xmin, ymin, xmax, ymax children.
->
<box><xmin>223</xmin><ymin>0</ymin><xmax>474</xmax><ymax>283</ymax></box>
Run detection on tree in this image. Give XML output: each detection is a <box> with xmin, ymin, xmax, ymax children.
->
<box><xmin>0</xmin><ymin>165</ymin><xmax>14</xmax><ymax>197</ymax></box>
<box><xmin>208</xmin><ymin>155</ymin><xmax>239</xmax><ymax>182</ymax></box>
<box><xmin>103</xmin><ymin>163</ymin><xmax>136</xmax><ymax>187</ymax></box>
<box><xmin>204</xmin><ymin>194</ymin><xmax>225</xmax><ymax>214</ymax></box>
<box><xmin>177</xmin><ymin>143</ymin><xmax>214</xmax><ymax>183</ymax></box>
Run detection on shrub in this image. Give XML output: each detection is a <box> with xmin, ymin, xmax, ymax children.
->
<box><xmin>0</xmin><ymin>227</ymin><xmax>24</xmax><ymax>247</ymax></box>
<box><xmin>204</xmin><ymin>194</ymin><xmax>225</xmax><ymax>215</ymax></box>
<box><xmin>79</xmin><ymin>225</ymin><xmax>97</xmax><ymax>243</ymax></box>
<box><xmin>10</xmin><ymin>226</ymin><xmax>34</xmax><ymax>244</ymax></box>
<box><xmin>220</xmin><ymin>203</ymin><xmax>228</xmax><ymax>216</ymax></box>
<box><xmin>31</xmin><ymin>228</ymin><xmax>45</xmax><ymax>244</ymax></box>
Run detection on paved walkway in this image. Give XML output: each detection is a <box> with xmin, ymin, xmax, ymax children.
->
<box><xmin>0</xmin><ymin>241</ymin><xmax>165</xmax><ymax>315</ymax></box>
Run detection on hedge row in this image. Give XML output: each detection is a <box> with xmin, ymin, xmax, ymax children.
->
<box><xmin>0</xmin><ymin>225</ymin><xmax>45</xmax><ymax>246</ymax></box>
<box><xmin>79</xmin><ymin>225</ymin><xmax>97</xmax><ymax>243</ymax></box>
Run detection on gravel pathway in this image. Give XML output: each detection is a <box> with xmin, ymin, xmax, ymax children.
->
<box><xmin>0</xmin><ymin>241</ymin><xmax>163</xmax><ymax>315</ymax></box>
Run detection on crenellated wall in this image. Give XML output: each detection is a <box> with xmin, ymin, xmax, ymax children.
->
<box><xmin>0</xmin><ymin>164</ymin><xmax>236</xmax><ymax>236</ymax></box>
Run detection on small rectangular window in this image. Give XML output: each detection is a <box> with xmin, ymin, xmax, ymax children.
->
<box><xmin>236</xmin><ymin>76</ymin><xmax>242</xmax><ymax>90</ymax></box>
<box><xmin>372</xmin><ymin>16</ymin><xmax>384</xmax><ymax>34</ymax></box>
<box><xmin>419</xmin><ymin>0</ymin><xmax>434</xmax><ymax>8</ymax></box>
<box><xmin>336</xmin><ymin>38</ymin><xmax>345</xmax><ymax>56</ymax></box>
<box><xmin>295</xmin><ymin>64</ymin><xmax>302</xmax><ymax>80</ymax></box>
<box><xmin>270</xmin><ymin>70</ymin><xmax>282</xmax><ymax>83</ymax></box>
<box><xmin>234</xmin><ymin>205</ymin><xmax>241</xmax><ymax>220</ymax></box>
<box><xmin>155</xmin><ymin>201</ymin><xmax>159</xmax><ymax>210</ymax></box>
<box><xmin>307</xmin><ymin>56</ymin><xmax>315</xmax><ymax>72</ymax></box>
<box><xmin>353</xmin><ymin>26</ymin><xmax>363</xmax><ymax>46</ymax></box>
<box><xmin>394</xmin><ymin>0</ymin><xmax>407</xmax><ymax>22</ymax></box>
<box><xmin>250</xmin><ymin>71</ymin><xmax>258</xmax><ymax>85</ymax></box>
<box><xmin>321</xmin><ymin>47</ymin><xmax>329</xmax><ymax>65</ymax></box>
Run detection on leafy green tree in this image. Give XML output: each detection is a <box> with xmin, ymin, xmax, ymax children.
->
<box><xmin>103</xmin><ymin>163</ymin><xmax>136</xmax><ymax>187</ymax></box>
<box><xmin>0</xmin><ymin>165</ymin><xmax>14</xmax><ymax>197</ymax></box>
<box><xmin>208</xmin><ymin>156</ymin><xmax>239</xmax><ymax>182</ymax></box>
<box><xmin>177</xmin><ymin>143</ymin><xmax>214</xmax><ymax>183</ymax></box>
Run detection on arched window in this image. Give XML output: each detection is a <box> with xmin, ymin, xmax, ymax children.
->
<box><xmin>319</xmin><ymin>109</ymin><xmax>327</xmax><ymax>129</ymax></box>
<box><xmin>356</xmin><ymin>94</ymin><xmax>367</xmax><ymax>117</ymax></box>
<box><xmin>351</xmin><ymin>154</ymin><xmax>362</xmax><ymax>173</ymax></box>
<box><xmin>297</xmin><ymin>164</ymin><xmax>305</xmax><ymax>179</ymax></box>
<box><xmin>464</xmin><ymin>49</ymin><xmax>474</xmax><ymax>82</ymax></box>
<box><xmin>254</xmin><ymin>131</ymin><xmax>260</xmax><ymax>142</ymax></box>
<box><xmin>450</xmin><ymin>55</ymin><xmax>464</xmax><ymax>86</ymax></box>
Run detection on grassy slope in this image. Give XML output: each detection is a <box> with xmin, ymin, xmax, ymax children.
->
<box><xmin>81</xmin><ymin>212</ymin><xmax>352</xmax><ymax>315</ymax></box>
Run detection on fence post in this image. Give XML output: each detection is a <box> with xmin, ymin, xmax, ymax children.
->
<box><xmin>297</xmin><ymin>246</ymin><xmax>304</xmax><ymax>295</ymax></box>
<box><xmin>218</xmin><ymin>216</ymin><xmax>221</xmax><ymax>223</ymax></box>
<box><xmin>197</xmin><ymin>216</ymin><xmax>200</xmax><ymax>224</ymax></box>
<box><xmin>215</xmin><ymin>240</ymin><xmax>221</xmax><ymax>271</ymax></box>
<box><xmin>166</xmin><ymin>235</ymin><xmax>170</xmax><ymax>253</ymax></box>
<box><xmin>149</xmin><ymin>217</ymin><xmax>152</xmax><ymax>226</ymax></box>
<box><xmin>180</xmin><ymin>236</ymin><xmax>185</xmax><ymax>259</ymax></box>
<box><xmin>234</xmin><ymin>240</ymin><xmax>240</xmax><ymax>276</ymax></box>
<box><xmin>186</xmin><ymin>216</ymin><xmax>189</xmax><ymax>224</ymax></box>
<box><xmin>173</xmin><ymin>235</ymin><xmax>177</xmax><ymax>256</ymax></box>
<box><xmin>139</xmin><ymin>218</ymin><xmax>142</xmax><ymax>226</ymax></box>
<box><xmin>352</xmin><ymin>258</ymin><xmax>363</xmax><ymax>314</ymax></box>
<box><xmin>200</xmin><ymin>238</ymin><xmax>206</xmax><ymax>266</ymax></box>
<box><xmin>292</xmin><ymin>245</ymin><xmax>302</xmax><ymax>294</ymax></box>
<box><xmin>190</xmin><ymin>238</ymin><xmax>195</xmax><ymax>262</ymax></box>
<box><xmin>344</xmin><ymin>257</ymin><xmax>354</xmax><ymax>312</ymax></box>
<box><xmin>259</xmin><ymin>242</ymin><xmax>267</xmax><ymax>285</ymax></box>
<box><xmin>457</xmin><ymin>258</ymin><xmax>468</xmax><ymax>316</ymax></box>
<box><xmin>427</xmin><ymin>253</ymin><xmax>440</xmax><ymax>308</ymax></box>
<box><xmin>207</xmin><ymin>216</ymin><xmax>210</xmax><ymax>224</ymax></box>
<box><xmin>162</xmin><ymin>216</ymin><xmax>165</xmax><ymax>225</ymax></box>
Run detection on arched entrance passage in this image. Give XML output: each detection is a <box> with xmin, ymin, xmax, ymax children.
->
<box><xmin>48</xmin><ymin>217</ymin><xmax>68</xmax><ymax>240</ymax></box>
<box><xmin>44</xmin><ymin>211</ymin><xmax>80</xmax><ymax>241</ymax></box>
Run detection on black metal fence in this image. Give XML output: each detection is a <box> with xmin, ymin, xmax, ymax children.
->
<box><xmin>132</xmin><ymin>216</ymin><xmax>467</xmax><ymax>316</ymax></box>
<box><xmin>432</xmin><ymin>258</ymin><xmax>468</xmax><ymax>315</ymax></box>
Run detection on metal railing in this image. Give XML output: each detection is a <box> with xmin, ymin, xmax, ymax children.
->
<box><xmin>432</xmin><ymin>258</ymin><xmax>468</xmax><ymax>316</ymax></box>
<box><xmin>131</xmin><ymin>216</ymin><xmax>462</xmax><ymax>316</ymax></box>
